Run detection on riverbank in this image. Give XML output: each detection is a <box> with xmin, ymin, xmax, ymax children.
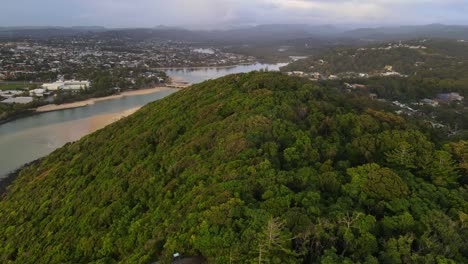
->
<box><xmin>86</xmin><ymin>107</ymin><xmax>141</xmax><ymax>131</ymax></box>
<box><xmin>0</xmin><ymin>106</ymin><xmax>142</xmax><ymax>185</ymax></box>
<box><xmin>36</xmin><ymin>86</ymin><xmax>173</xmax><ymax>113</ymax></box>
<box><xmin>154</xmin><ymin>63</ymin><xmax>254</xmax><ymax>70</ymax></box>
<box><xmin>0</xmin><ymin>159</ymin><xmax>40</xmax><ymax>198</ymax></box>
<box><xmin>0</xmin><ymin>87</ymin><xmax>178</xmax><ymax>181</ymax></box>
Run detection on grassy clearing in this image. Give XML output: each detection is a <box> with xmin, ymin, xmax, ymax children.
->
<box><xmin>0</xmin><ymin>83</ymin><xmax>37</xmax><ymax>90</ymax></box>
<box><xmin>0</xmin><ymin>83</ymin><xmax>29</xmax><ymax>90</ymax></box>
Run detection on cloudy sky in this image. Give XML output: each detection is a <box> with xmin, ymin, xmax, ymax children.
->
<box><xmin>1</xmin><ymin>0</ymin><xmax>467</xmax><ymax>29</ymax></box>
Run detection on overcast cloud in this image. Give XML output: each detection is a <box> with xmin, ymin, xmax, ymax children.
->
<box><xmin>1</xmin><ymin>0</ymin><xmax>467</xmax><ymax>28</ymax></box>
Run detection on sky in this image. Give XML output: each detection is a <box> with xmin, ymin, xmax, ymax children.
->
<box><xmin>1</xmin><ymin>0</ymin><xmax>467</xmax><ymax>29</ymax></box>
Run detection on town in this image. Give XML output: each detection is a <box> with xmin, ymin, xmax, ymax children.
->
<box><xmin>0</xmin><ymin>37</ymin><xmax>257</xmax><ymax>122</ymax></box>
<box><xmin>0</xmin><ymin>37</ymin><xmax>255</xmax><ymax>82</ymax></box>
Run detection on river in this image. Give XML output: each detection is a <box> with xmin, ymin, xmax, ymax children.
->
<box><xmin>0</xmin><ymin>63</ymin><xmax>286</xmax><ymax>179</ymax></box>
<box><xmin>164</xmin><ymin>63</ymin><xmax>287</xmax><ymax>84</ymax></box>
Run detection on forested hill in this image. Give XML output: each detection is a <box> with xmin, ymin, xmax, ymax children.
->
<box><xmin>0</xmin><ymin>72</ymin><xmax>467</xmax><ymax>263</ymax></box>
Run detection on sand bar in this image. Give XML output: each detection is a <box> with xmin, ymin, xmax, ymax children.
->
<box><xmin>36</xmin><ymin>86</ymin><xmax>172</xmax><ymax>113</ymax></box>
<box><xmin>86</xmin><ymin>107</ymin><xmax>141</xmax><ymax>131</ymax></box>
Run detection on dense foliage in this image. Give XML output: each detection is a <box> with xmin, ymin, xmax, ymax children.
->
<box><xmin>283</xmin><ymin>39</ymin><xmax>468</xmax><ymax>140</ymax></box>
<box><xmin>0</xmin><ymin>72</ymin><xmax>467</xmax><ymax>263</ymax></box>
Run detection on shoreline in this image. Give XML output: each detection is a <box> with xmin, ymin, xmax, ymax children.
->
<box><xmin>154</xmin><ymin>63</ymin><xmax>255</xmax><ymax>70</ymax></box>
<box><xmin>85</xmin><ymin>107</ymin><xmax>141</xmax><ymax>131</ymax></box>
<box><xmin>36</xmin><ymin>86</ymin><xmax>173</xmax><ymax>113</ymax></box>
<box><xmin>0</xmin><ymin>159</ymin><xmax>40</xmax><ymax>198</ymax></box>
<box><xmin>154</xmin><ymin>61</ymin><xmax>289</xmax><ymax>70</ymax></box>
<box><xmin>0</xmin><ymin>106</ymin><xmax>143</xmax><ymax>191</ymax></box>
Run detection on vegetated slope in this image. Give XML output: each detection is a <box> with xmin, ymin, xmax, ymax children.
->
<box><xmin>0</xmin><ymin>72</ymin><xmax>467</xmax><ymax>263</ymax></box>
<box><xmin>282</xmin><ymin>39</ymin><xmax>468</xmax><ymax>78</ymax></box>
<box><xmin>283</xmin><ymin>45</ymin><xmax>426</xmax><ymax>75</ymax></box>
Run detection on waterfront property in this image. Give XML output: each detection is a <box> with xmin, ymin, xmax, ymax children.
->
<box><xmin>1</xmin><ymin>96</ymin><xmax>34</xmax><ymax>104</ymax></box>
<box><xmin>0</xmin><ymin>90</ymin><xmax>24</xmax><ymax>98</ymax></box>
<box><xmin>42</xmin><ymin>80</ymin><xmax>90</xmax><ymax>91</ymax></box>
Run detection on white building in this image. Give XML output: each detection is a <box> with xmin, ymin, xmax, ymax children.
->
<box><xmin>1</xmin><ymin>97</ymin><xmax>33</xmax><ymax>104</ymax></box>
<box><xmin>382</xmin><ymin>71</ymin><xmax>403</xmax><ymax>77</ymax></box>
<box><xmin>292</xmin><ymin>71</ymin><xmax>305</xmax><ymax>76</ymax></box>
<box><xmin>0</xmin><ymin>90</ymin><xmax>23</xmax><ymax>98</ymax></box>
<box><xmin>29</xmin><ymin>88</ymin><xmax>47</xmax><ymax>97</ymax></box>
<box><xmin>42</xmin><ymin>80</ymin><xmax>90</xmax><ymax>91</ymax></box>
<box><xmin>420</xmin><ymin>99</ymin><xmax>439</xmax><ymax>107</ymax></box>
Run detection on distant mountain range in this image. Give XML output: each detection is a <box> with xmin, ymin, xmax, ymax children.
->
<box><xmin>1</xmin><ymin>24</ymin><xmax>468</xmax><ymax>42</ymax></box>
<box><xmin>342</xmin><ymin>24</ymin><xmax>468</xmax><ymax>40</ymax></box>
<box><xmin>0</xmin><ymin>26</ymin><xmax>107</xmax><ymax>39</ymax></box>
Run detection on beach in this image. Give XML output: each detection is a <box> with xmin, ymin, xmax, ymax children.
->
<box><xmin>86</xmin><ymin>107</ymin><xmax>141</xmax><ymax>131</ymax></box>
<box><xmin>36</xmin><ymin>86</ymin><xmax>173</xmax><ymax>113</ymax></box>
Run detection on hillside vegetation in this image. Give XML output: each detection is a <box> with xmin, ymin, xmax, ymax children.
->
<box><xmin>0</xmin><ymin>72</ymin><xmax>467</xmax><ymax>263</ymax></box>
<box><xmin>283</xmin><ymin>40</ymin><xmax>468</xmax><ymax>79</ymax></box>
<box><xmin>283</xmin><ymin>40</ymin><xmax>468</xmax><ymax>136</ymax></box>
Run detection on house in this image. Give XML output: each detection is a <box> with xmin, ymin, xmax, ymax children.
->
<box><xmin>384</xmin><ymin>65</ymin><xmax>393</xmax><ymax>72</ymax></box>
<box><xmin>352</xmin><ymin>84</ymin><xmax>366</xmax><ymax>89</ymax></box>
<box><xmin>358</xmin><ymin>73</ymin><xmax>369</xmax><ymax>78</ymax></box>
<box><xmin>292</xmin><ymin>71</ymin><xmax>305</xmax><ymax>76</ymax></box>
<box><xmin>309</xmin><ymin>72</ymin><xmax>321</xmax><ymax>80</ymax></box>
<box><xmin>430</xmin><ymin>122</ymin><xmax>445</xmax><ymax>129</ymax></box>
<box><xmin>328</xmin><ymin>75</ymin><xmax>338</xmax><ymax>80</ymax></box>
<box><xmin>0</xmin><ymin>90</ymin><xmax>23</xmax><ymax>98</ymax></box>
<box><xmin>29</xmin><ymin>88</ymin><xmax>47</xmax><ymax>97</ymax></box>
<box><xmin>1</xmin><ymin>97</ymin><xmax>33</xmax><ymax>104</ymax></box>
<box><xmin>381</xmin><ymin>71</ymin><xmax>402</xmax><ymax>77</ymax></box>
<box><xmin>436</xmin><ymin>92</ymin><xmax>464</xmax><ymax>103</ymax></box>
<box><xmin>420</xmin><ymin>98</ymin><xmax>439</xmax><ymax>107</ymax></box>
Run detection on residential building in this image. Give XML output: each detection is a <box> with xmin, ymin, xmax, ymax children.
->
<box><xmin>42</xmin><ymin>80</ymin><xmax>90</xmax><ymax>91</ymax></box>
<box><xmin>436</xmin><ymin>92</ymin><xmax>464</xmax><ymax>103</ymax></box>
<box><xmin>1</xmin><ymin>96</ymin><xmax>33</xmax><ymax>104</ymax></box>
<box><xmin>420</xmin><ymin>98</ymin><xmax>439</xmax><ymax>107</ymax></box>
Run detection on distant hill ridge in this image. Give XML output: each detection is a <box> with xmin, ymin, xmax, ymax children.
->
<box><xmin>1</xmin><ymin>24</ymin><xmax>468</xmax><ymax>42</ymax></box>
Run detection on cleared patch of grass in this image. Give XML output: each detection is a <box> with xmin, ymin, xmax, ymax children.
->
<box><xmin>0</xmin><ymin>83</ymin><xmax>29</xmax><ymax>90</ymax></box>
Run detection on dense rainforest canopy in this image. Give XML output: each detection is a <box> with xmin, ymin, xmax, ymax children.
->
<box><xmin>0</xmin><ymin>72</ymin><xmax>467</xmax><ymax>263</ymax></box>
